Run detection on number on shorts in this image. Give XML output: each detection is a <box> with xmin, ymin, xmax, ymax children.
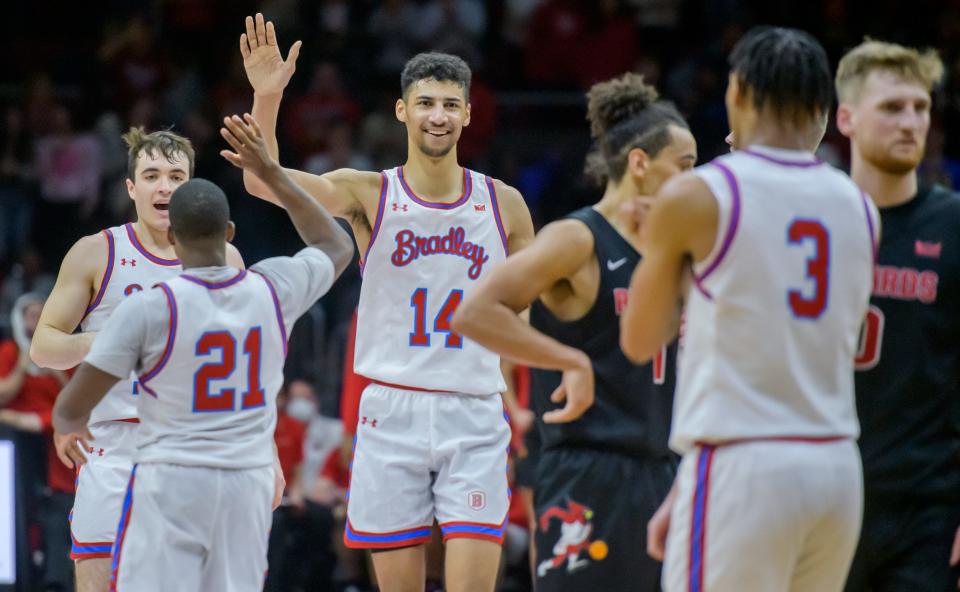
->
<box><xmin>193</xmin><ymin>327</ymin><xmax>266</xmax><ymax>412</ymax></box>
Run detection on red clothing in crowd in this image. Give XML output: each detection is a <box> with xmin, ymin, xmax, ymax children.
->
<box><xmin>0</xmin><ymin>340</ymin><xmax>74</xmax><ymax>493</ymax></box>
<box><xmin>274</xmin><ymin>412</ymin><xmax>306</xmax><ymax>485</ymax></box>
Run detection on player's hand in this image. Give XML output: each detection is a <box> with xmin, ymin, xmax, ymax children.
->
<box><xmin>647</xmin><ymin>484</ymin><xmax>678</xmax><ymax>561</ymax></box>
<box><xmin>54</xmin><ymin>429</ymin><xmax>93</xmax><ymax>469</ymax></box>
<box><xmin>272</xmin><ymin>461</ymin><xmax>286</xmax><ymax>511</ymax></box>
<box><xmin>542</xmin><ymin>352</ymin><xmax>594</xmax><ymax>424</ymax></box>
<box><xmin>220</xmin><ymin>114</ymin><xmax>278</xmax><ymax>179</ymax></box>
<box><xmin>949</xmin><ymin>522</ymin><xmax>960</xmax><ymax>588</ymax></box>
<box><xmin>241</xmin><ymin>13</ymin><xmax>301</xmax><ymax>96</ymax></box>
<box><xmin>511</xmin><ymin>407</ymin><xmax>536</xmax><ymax>435</ymax></box>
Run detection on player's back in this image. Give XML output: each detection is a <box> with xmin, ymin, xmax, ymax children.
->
<box><xmin>134</xmin><ymin>269</ymin><xmax>286</xmax><ymax>468</ymax></box>
<box><xmin>672</xmin><ymin>145</ymin><xmax>877</xmax><ymax>453</ymax></box>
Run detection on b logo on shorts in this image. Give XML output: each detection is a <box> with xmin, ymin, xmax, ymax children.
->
<box><xmin>468</xmin><ymin>490</ymin><xmax>486</xmax><ymax>510</ymax></box>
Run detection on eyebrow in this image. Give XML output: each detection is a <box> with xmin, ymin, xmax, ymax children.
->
<box><xmin>415</xmin><ymin>95</ymin><xmax>463</xmax><ymax>103</ymax></box>
<box><xmin>140</xmin><ymin>167</ymin><xmax>188</xmax><ymax>175</ymax></box>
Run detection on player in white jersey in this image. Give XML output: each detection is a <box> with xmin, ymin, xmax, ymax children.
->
<box><xmin>621</xmin><ymin>28</ymin><xmax>878</xmax><ymax>591</ymax></box>
<box><xmin>51</xmin><ymin>113</ymin><xmax>355</xmax><ymax>592</ymax></box>
<box><xmin>237</xmin><ymin>13</ymin><xmax>535</xmax><ymax>591</ymax></box>
<box><xmin>29</xmin><ymin>128</ymin><xmax>246</xmax><ymax>592</ymax></box>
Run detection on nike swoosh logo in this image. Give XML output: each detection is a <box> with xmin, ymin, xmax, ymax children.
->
<box><xmin>607</xmin><ymin>258</ymin><xmax>628</xmax><ymax>271</ymax></box>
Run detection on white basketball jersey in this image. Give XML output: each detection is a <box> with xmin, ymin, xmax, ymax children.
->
<box><xmin>81</xmin><ymin>224</ymin><xmax>181</xmax><ymax>424</ymax></box>
<box><xmin>134</xmin><ymin>270</ymin><xmax>286</xmax><ymax>468</ymax></box>
<box><xmin>671</xmin><ymin>146</ymin><xmax>878</xmax><ymax>453</ymax></box>
<box><xmin>355</xmin><ymin>167</ymin><xmax>508</xmax><ymax>395</ymax></box>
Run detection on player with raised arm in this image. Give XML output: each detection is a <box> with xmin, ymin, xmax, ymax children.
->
<box><xmin>236</xmin><ymin>13</ymin><xmax>535</xmax><ymax>592</ymax></box>
<box><xmin>454</xmin><ymin>73</ymin><xmax>695</xmax><ymax>591</ymax></box>
<box><xmin>834</xmin><ymin>40</ymin><xmax>960</xmax><ymax>592</ymax></box>
<box><xmin>52</xmin><ymin>114</ymin><xmax>354</xmax><ymax>592</ymax></box>
<box><xmin>622</xmin><ymin>27</ymin><xmax>877</xmax><ymax>591</ymax></box>
<box><xmin>29</xmin><ymin>128</ymin><xmax>245</xmax><ymax>592</ymax></box>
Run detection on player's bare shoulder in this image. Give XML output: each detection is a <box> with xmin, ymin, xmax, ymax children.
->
<box><xmin>323</xmin><ymin>168</ymin><xmax>383</xmax><ymax>229</ymax></box>
<box><xmin>60</xmin><ymin>231</ymin><xmax>112</xmax><ymax>285</ymax></box>
<box><xmin>488</xmin><ymin>178</ymin><xmax>534</xmax><ymax>253</ymax></box>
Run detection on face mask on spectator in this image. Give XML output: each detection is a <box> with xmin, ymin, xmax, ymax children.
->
<box><xmin>287</xmin><ymin>398</ymin><xmax>317</xmax><ymax>422</ymax></box>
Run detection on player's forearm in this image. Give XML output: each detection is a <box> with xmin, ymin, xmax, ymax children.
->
<box><xmin>244</xmin><ymin>93</ymin><xmax>284</xmax><ymax>201</ymax></box>
<box><xmin>52</xmin><ymin>363</ymin><xmax>119</xmax><ymax>432</ymax></box>
<box><xmin>258</xmin><ymin>163</ymin><xmax>355</xmax><ymax>274</ymax></box>
<box><xmin>453</xmin><ymin>301</ymin><xmax>588</xmax><ymax>372</ymax></box>
<box><xmin>30</xmin><ymin>326</ymin><xmax>96</xmax><ymax>370</ymax></box>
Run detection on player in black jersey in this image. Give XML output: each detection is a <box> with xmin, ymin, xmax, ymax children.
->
<box><xmin>453</xmin><ymin>73</ymin><xmax>696</xmax><ymax>591</ymax></box>
<box><xmin>836</xmin><ymin>40</ymin><xmax>960</xmax><ymax>591</ymax></box>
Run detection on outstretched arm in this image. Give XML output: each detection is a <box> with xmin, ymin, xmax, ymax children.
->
<box><xmin>238</xmin><ymin>13</ymin><xmax>374</xmax><ymax>219</ymax></box>
<box><xmin>30</xmin><ymin>234</ymin><xmax>105</xmax><ymax>370</ymax></box>
<box><xmin>221</xmin><ymin>114</ymin><xmax>355</xmax><ymax>276</ymax></box>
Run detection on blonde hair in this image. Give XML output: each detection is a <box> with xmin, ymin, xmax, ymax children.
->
<box><xmin>836</xmin><ymin>39</ymin><xmax>943</xmax><ymax>103</ymax></box>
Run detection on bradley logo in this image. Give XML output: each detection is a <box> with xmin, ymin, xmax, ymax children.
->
<box><xmin>391</xmin><ymin>226</ymin><xmax>490</xmax><ymax>279</ymax></box>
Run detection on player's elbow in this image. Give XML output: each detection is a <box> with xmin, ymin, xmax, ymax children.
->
<box><xmin>328</xmin><ymin>229</ymin><xmax>356</xmax><ymax>278</ymax></box>
<box><xmin>29</xmin><ymin>336</ymin><xmax>51</xmax><ymax>369</ymax></box>
<box><xmin>620</xmin><ymin>324</ymin><xmax>657</xmax><ymax>365</ymax></box>
<box><xmin>450</xmin><ymin>300</ymin><xmax>480</xmax><ymax>338</ymax></box>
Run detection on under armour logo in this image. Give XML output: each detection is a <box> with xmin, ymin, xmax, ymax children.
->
<box><xmin>120</xmin><ymin>258</ymin><xmax>137</xmax><ymax>266</ymax></box>
<box><xmin>360</xmin><ymin>416</ymin><xmax>378</xmax><ymax>428</ymax></box>
<box><xmin>392</xmin><ymin>204</ymin><xmax>409</xmax><ymax>212</ymax></box>
<box><xmin>87</xmin><ymin>447</ymin><xmax>105</xmax><ymax>457</ymax></box>
<box><xmin>474</xmin><ymin>204</ymin><xmax>486</xmax><ymax>212</ymax></box>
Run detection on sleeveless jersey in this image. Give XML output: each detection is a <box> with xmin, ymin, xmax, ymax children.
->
<box><xmin>81</xmin><ymin>223</ymin><xmax>181</xmax><ymax>424</ymax></box>
<box><xmin>530</xmin><ymin>207</ymin><xmax>676</xmax><ymax>458</ymax></box>
<box><xmin>671</xmin><ymin>145</ymin><xmax>877</xmax><ymax>453</ymax></box>
<box><xmin>134</xmin><ymin>270</ymin><xmax>287</xmax><ymax>468</ymax></box>
<box><xmin>854</xmin><ymin>184</ymin><xmax>960</xmax><ymax>503</ymax></box>
<box><xmin>354</xmin><ymin>166</ymin><xmax>508</xmax><ymax>395</ymax></box>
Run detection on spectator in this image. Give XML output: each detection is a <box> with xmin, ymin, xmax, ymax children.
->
<box><xmin>304</xmin><ymin>122</ymin><xmax>372</xmax><ymax>176</ymax></box>
<box><xmin>0</xmin><ymin>104</ymin><xmax>34</xmax><ymax>269</ymax></box>
<box><xmin>283</xmin><ymin>62</ymin><xmax>361</xmax><ymax>165</ymax></box>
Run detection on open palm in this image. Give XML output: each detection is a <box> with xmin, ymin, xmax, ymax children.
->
<box><xmin>240</xmin><ymin>13</ymin><xmax>302</xmax><ymax>96</ymax></box>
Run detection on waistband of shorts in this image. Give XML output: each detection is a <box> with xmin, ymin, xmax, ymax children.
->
<box><xmin>369</xmin><ymin>379</ymin><xmax>452</xmax><ymax>393</ymax></box>
<box><xmin>694</xmin><ymin>435</ymin><xmax>851</xmax><ymax>448</ymax></box>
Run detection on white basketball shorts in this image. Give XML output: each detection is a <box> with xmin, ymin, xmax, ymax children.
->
<box><xmin>345</xmin><ymin>383</ymin><xmax>512</xmax><ymax>549</ymax></box>
<box><xmin>110</xmin><ymin>463</ymin><xmax>273</xmax><ymax>592</ymax></box>
<box><xmin>663</xmin><ymin>438</ymin><xmax>863</xmax><ymax>592</ymax></box>
<box><xmin>70</xmin><ymin>420</ymin><xmax>139</xmax><ymax>560</ymax></box>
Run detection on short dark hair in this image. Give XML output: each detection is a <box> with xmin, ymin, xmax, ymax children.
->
<box><xmin>585</xmin><ymin>73</ymin><xmax>689</xmax><ymax>184</ymax></box>
<box><xmin>400</xmin><ymin>52</ymin><xmax>472</xmax><ymax>100</ymax></box>
<box><xmin>122</xmin><ymin>127</ymin><xmax>195</xmax><ymax>181</ymax></box>
<box><xmin>169</xmin><ymin>179</ymin><xmax>230</xmax><ymax>242</ymax></box>
<box><xmin>729</xmin><ymin>27</ymin><xmax>833</xmax><ymax>124</ymax></box>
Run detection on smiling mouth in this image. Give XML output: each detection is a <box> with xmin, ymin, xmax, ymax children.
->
<box><xmin>425</xmin><ymin>130</ymin><xmax>449</xmax><ymax>138</ymax></box>
<box><xmin>154</xmin><ymin>203</ymin><xmax>169</xmax><ymax>211</ymax></box>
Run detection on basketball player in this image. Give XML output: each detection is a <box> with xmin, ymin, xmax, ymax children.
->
<box><xmin>29</xmin><ymin>128</ymin><xmax>247</xmax><ymax>592</ymax></box>
<box><xmin>237</xmin><ymin>13</ymin><xmax>535</xmax><ymax>591</ymax></box>
<box><xmin>453</xmin><ymin>73</ymin><xmax>695</xmax><ymax>591</ymax></box>
<box><xmin>835</xmin><ymin>40</ymin><xmax>960</xmax><ymax>591</ymax></box>
<box><xmin>51</xmin><ymin>113</ymin><xmax>355</xmax><ymax>592</ymax></box>
<box><xmin>621</xmin><ymin>27</ymin><xmax>877</xmax><ymax>591</ymax></box>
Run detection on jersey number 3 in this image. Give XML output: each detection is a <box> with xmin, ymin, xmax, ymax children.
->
<box><xmin>193</xmin><ymin>328</ymin><xmax>266</xmax><ymax>412</ymax></box>
<box><xmin>787</xmin><ymin>219</ymin><xmax>829</xmax><ymax>319</ymax></box>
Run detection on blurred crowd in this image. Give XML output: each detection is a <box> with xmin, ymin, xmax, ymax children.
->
<box><xmin>2</xmin><ymin>0</ymin><xmax>960</xmax><ymax>590</ymax></box>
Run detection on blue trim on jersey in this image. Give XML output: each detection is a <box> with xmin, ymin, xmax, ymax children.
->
<box><xmin>695</xmin><ymin>161</ymin><xmax>742</xmax><ymax>289</ymax></box>
<box><xmin>397</xmin><ymin>166</ymin><xmax>472</xmax><ymax>209</ymax></box>
<box><xmin>72</xmin><ymin>542</ymin><xmax>113</xmax><ymax>554</ymax></box>
<box><xmin>360</xmin><ymin>172</ymin><xmax>388</xmax><ymax>275</ymax></box>
<box><xmin>485</xmin><ymin>176</ymin><xmax>509</xmax><ymax>256</ymax></box>
<box><xmin>181</xmin><ymin>269</ymin><xmax>247</xmax><ymax>289</ymax></box>
<box><xmin>139</xmin><ymin>283</ymin><xmax>178</xmax><ymax>385</ymax></box>
<box><xmin>110</xmin><ymin>464</ymin><xmax>138</xmax><ymax>591</ymax></box>
<box><xmin>439</xmin><ymin>523</ymin><xmax>506</xmax><ymax>537</ymax></box>
<box><xmin>82</xmin><ymin>229</ymin><xmax>116</xmax><ymax>321</ymax></box>
<box><xmin>251</xmin><ymin>271</ymin><xmax>288</xmax><ymax>357</ymax></box>
<box><xmin>124</xmin><ymin>223</ymin><xmax>180</xmax><ymax>266</ymax></box>
<box><xmin>345</xmin><ymin>524</ymin><xmax>433</xmax><ymax>544</ymax></box>
<box><xmin>689</xmin><ymin>446</ymin><xmax>714</xmax><ymax>592</ymax></box>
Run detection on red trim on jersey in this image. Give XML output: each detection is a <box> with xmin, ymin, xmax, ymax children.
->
<box><xmin>113</xmin><ymin>418</ymin><xmax>140</xmax><ymax>423</ymax></box>
<box><xmin>369</xmin><ymin>379</ymin><xmax>452</xmax><ymax>394</ymax></box>
<box><xmin>397</xmin><ymin>166</ymin><xmax>472</xmax><ymax>209</ymax></box>
<box><xmin>485</xmin><ymin>176</ymin><xmax>509</xmax><ymax>256</ymax></box>
<box><xmin>138</xmin><ymin>283</ymin><xmax>178</xmax><ymax>387</ymax></box>
<box><xmin>694</xmin><ymin>435</ymin><xmax>850</xmax><ymax>448</ymax></box>
<box><xmin>343</xmin><ymin>519</ymin><xmax>434</xmax><ymax>549</ymax></box>
<box><xmin>360</xmin><ymin>172</ymin><xmax>388</xmax><ymax>274</ymax></box>
<box><xmin>124</xmin><ymin>223</ymin><xmax>180</xmax><ymax>266</ymax></box>
<box><xmin>81</xmin><ymin>230</ymin><xmax>116</xmax><ymax>323</ymax></box>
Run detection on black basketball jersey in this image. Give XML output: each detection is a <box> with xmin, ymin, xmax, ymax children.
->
<box><xmin>530</xmin><ymin>207</ymin><xmax>676</xmax><ymax>458</ymax></box>
<box><xmin>855</xmin><ymin>184</ymin><xmax>960</xmax><ymax>503</ymax></box>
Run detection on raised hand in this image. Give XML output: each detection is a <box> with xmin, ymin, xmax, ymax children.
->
<box><xmin>220</xmin><ymin>114</ymin><xmax>278</xmax><ymax>180</ymax></box>
<box><xmin>241</xmin><ymin>13</ymin><xmax>302</xmax><ymax>96</ymax></box>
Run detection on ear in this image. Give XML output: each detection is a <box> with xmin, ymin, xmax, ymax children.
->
<box><xmin>396</xmin><ymin>98</ymin><xmax>407</xmax><ymax>123</ymax></box>
<box><xmin>225</xmin><ymin>221</ymin><xmax>236</xmax><ymax>243</ymax></box>
<box><xmin>126</xmin><ymin>178</ymin><xmax>136</xmax><ymax>201</ymax></box>
<box><xmin>463</xmin><ymin>102</ymin><xmax>471</xmax><ymax>128</ymax></box>
<box><xmin>836</xmin><ymin>103</ymin><xmax>854</xmax><ymax>138</ymax></box>
<box><xmin>626</xmin><ymin>147</ymin><xmax>650</xmax><ymax>180</ymax></box>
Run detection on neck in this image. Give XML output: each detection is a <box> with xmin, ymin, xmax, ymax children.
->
<box><xmin>594</xmin><ymin>178</ymin><xmax>642</xmax><ymax>247</ymax></box>
<box><xmin>740</xmin><ymin>113</ymin><xmax>820</xmax><ymax>152</ymax></box>
<box><xmin>179</xmin><ymin>248</ymin><xmax>227</xmax><ymax>270</ymax></box>
<box><xmin>132</xmin><ymin>219</ymin><xmax>176</xmax><ymax>255</ymax></box>
<box><xmin>403</xmin><ymin>145</ymin><xmax>463</xmax><ymax>203</ymax></box>
<box><xmin>850</xmin><ymin>149</ymin><xmax>917</xmax><ymax>208</ymax></box>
